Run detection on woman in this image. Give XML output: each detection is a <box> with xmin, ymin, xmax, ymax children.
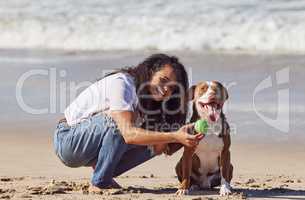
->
<box><xmin>53</xmin><ymin>54</ymin><xmax>203</xmax><ymax>191</ymax></box>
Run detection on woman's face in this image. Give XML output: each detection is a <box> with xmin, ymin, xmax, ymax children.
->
<box><xmin>148</xmin><ymin>64</ymin><xmax>177</xmax><ymax>101</ymax></box>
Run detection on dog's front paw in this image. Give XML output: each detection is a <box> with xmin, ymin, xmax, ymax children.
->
<box><xmin>219</xmin><ymin>183</ymin><xmax>232</xmax><ymax>196</ymax></box>
<box><xmin>175</xmin><ymin>188</ymin><xmax>189</xmax><ymax>195</ymax></box>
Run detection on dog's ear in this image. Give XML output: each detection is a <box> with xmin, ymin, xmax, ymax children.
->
<box><xmin>186</xmin><ymin>85</ymin><xmax>196</xmax><ymax>101</ymax></box>
<box><xmin>223</xmin><ymin>86</ymin><xmax>229</xmax><ymax>100</ymax></box>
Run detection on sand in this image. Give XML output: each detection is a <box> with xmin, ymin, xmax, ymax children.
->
<box><xmin>0</xmin><ymin>132</ymin><xmax>305</xmax><ymax>200</ymax></box>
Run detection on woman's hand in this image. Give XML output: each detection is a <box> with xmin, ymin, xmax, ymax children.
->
<box><xmin>173</xmin><ymin>123</ymin><xmax>204</xmax><ymax>148</ymax></box>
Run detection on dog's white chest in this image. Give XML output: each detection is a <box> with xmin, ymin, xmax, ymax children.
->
<box><xmin>195</xmin><ymin>133</ymin><xmax>224</xmax><ymax>175</ymax></box>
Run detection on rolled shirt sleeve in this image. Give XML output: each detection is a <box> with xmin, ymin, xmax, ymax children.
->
<box><xmin>107</xmin><ymin>77</ymin><xmax>137</xmax><ymax>112</ymax></box>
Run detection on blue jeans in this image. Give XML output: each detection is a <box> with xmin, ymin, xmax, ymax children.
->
<box><xmin>53</xmin><ymin>113</ymin><xmax>155</xmax><ymax>188</ymax></box>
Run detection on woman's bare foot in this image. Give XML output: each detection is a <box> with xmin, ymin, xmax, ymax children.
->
<box><xmin>89</xmin><ymin>179</ymin><xmax>122</xmax><ymax>193</ymax></box>
<box><xmin>89</xmin><ymin>185</ymin><xmax>104</xmax><ymax>194</ymax></box>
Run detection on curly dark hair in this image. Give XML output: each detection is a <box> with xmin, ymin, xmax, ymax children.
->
<box><xmin>102</xmin><ymin>53</ymin><xmax>189</xmax><ymax>132</ymax></box>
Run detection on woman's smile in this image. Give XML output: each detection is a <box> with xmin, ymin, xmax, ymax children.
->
<box><xmin>149</xmin><ymin>64</ymin><xmax>177</xmax><ymax>101</ymax></box>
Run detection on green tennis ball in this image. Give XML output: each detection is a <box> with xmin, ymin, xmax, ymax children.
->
<box><xmin>194</xmin><ymin>119</ymin><xmax>209</xmax><ymax>134</ymax></box>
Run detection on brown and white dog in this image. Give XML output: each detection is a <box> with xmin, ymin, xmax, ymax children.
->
<box><xmin>175</xmin><ymin>81</ymin><xmax>233</xmax><ymax>196</ymax></box>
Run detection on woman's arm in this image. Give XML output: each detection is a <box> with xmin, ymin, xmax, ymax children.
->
<box><xmin>109</xmin><ymin>111</ymin><xmax>203</xmax><ymax>147</ymax></box>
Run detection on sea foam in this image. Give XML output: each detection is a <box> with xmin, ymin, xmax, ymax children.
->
<box><xmin>1</xmin><ymin>0</ymin><xmax>305</xmax><ymax>53</ymax></box>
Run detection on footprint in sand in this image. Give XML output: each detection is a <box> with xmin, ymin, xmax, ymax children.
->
<box><xmin>26</xmin><ymin>180</ymin><xmax>91</xmax><ymax>195</ymax></box>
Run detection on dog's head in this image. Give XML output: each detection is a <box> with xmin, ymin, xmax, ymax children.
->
<box><xmin>188</xmin><ymin>81</ymin><xmax>228</xmax><ymax>123</ymax></box>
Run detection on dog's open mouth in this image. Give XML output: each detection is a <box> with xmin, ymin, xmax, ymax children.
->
<box><xmin>198</xmin><ymin>101</ymin><xmax>222</xmax><ymax>122</ymax></box>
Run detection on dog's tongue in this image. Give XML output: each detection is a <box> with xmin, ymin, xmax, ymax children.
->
<box><xmin>206</xmin><ymin>105</ymin><xmax>220</xmax><ymax>122</ymax></box>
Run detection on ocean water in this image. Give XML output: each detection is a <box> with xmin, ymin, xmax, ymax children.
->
<box><xmin>0</xmin><ymin>51</ymin><xmax>304</xmax><ymax>144</ymax></box>
<box><xmin>1</xmin><ymin>0</ymin><xmax>305</xmax><ymax>53</ymax></box>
